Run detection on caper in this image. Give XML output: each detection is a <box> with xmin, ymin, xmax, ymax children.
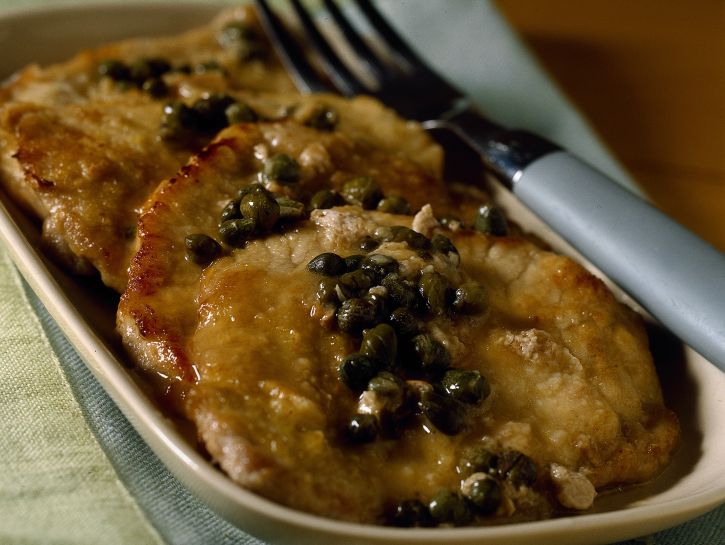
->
<box><xmin>336</xmin><ymin>269</ymin><xmax>374</xmax><ymax>300</ymax></box>
<box><xmin>218</xmin><ymin>218</ymin><xmax>255</xmax><ymax>247</ymax></box>
<box><xmin>462</xmin><ymin>448</ymin><xmax>499</xmax><ymax>476</ymax></box>
<box><xmin>497</xmin><ymin>450</ymin><xmax>537</xmax><ymax>487</ymax></box>
<box><xmin>341</xmin><ymin>176</ymin><xmax>383</xmax><ymax>210</ymax></box>
<box><xmin>275</xmin><ymin>196</ymin><xmax>306</xmax><ymax>221</ymax></box>
<box><xmin>345</xmin><ymin>413</ymin><xmax>377</xmax><ymax>444</ymax></box>
<box><xmin>237</xmin><ymin>183</ymin><xmax>266</xmax><ymax>199</ymax></box>
<box><xmin>419</xmin><ymin>272</ymin><xmax>453</xmax><ymax>315</ymax></box>
<box><xmin>430</xmin><ymin>233</ymin><xmax>458</xmax><ymax>258</ymax></box>
<box><xmin>184</xmin><ymin>233</ymin><xmax>222</xmax><ymax>264</ymax></box>
<box><xmin>141</xmin><ymin>77</ymin><xmax>167</xmax><ymax>98</ymax></box>
<box><xmin>129</xmin><ymin>58</ymin><xmax>171</xmax><ymax>83</ymax></box>
<box><xmin>225</xmin><ymin>102</ymin><xmax>258</xmax><ymax>124</ymax></box>
<box><xmin>220</xmin><ymin>199</ymin><xmax>242</xmax><ymax>224</ymax></box>
<box><xmin>410</xmin><ymin>334</ymin><xmax>451</xmax><ymax>376</ymax></box>
<box><xmin>390</xmin><ymin>499</ymin><xmax>434</xmax><ymax>527</ymax></box>
<box><xmin>419</xmin><ymin>389</ymin><xmax>466</xmax><ymax>436</ymax></box>
<box><xmin>97</xmin><ymin>59</ymin><xmax>131</xmax><ymax>81</ymax></box>
<box><xmin>364</xmin><ymin>292</ymin><xmax>389</xmax><ymax>324</ymax></box>
<box><xmin>377</xmin><ymin>195</ymin><xmax>411</xmax><ymax>215</ymax></box>
<box><xmin>309</xmin><ymin>189</ymin><xmax>342</xmax><ymax>210</ymax></box>
<box><xmin>192</xmin><ymin>94</ymin><xmax>236</xmax><ymax>132</ymax></box>
<box><xmin>360</xmin><ymin>324</ymin><xmax>397</xmax><ymax>366</ymax></box>
<box><xmin>378</xmin><ymin>226</ymin><xmax>431</xmax><ymax>250</ymax></box>
<box><xmin>474</xmin><ymin>204</ymin><xmax>509</xmax><ymax>236</ymax></box>
<box><xmin>389</xmin><ymin>308</ymin><xmax>420</xmax><ymax>338</ymax></box>
<box><xmin>160</xmin><ymin>101</ymin><xmax>197</xmax><ymax>141</ymax></box>
<box><xmin>304</xmin><ymin>105</ymin><xmax>339</xmax><ymax>131</ymax></box>
<box><xmin>452</xmin><ymin>282</ymin><xmax>487</xmax><ymax>314</ymax></box>
<box><xmin>316</xmin><ymin>277</ymin><xmax>339</xmax><ymax>306</ymax></box>
<box><xmin>360</xmin><ymin>254</ymin><xmax>399</xmax><ymax>283</ymax></box>
<box><xmin>338</xmin><ymin>352</ymin><xmax>379</xmax><ymax>391</ymax></box>
<box><xmin>240</xmin><ymin>187</ymin><xmax>280</xmax><ymax>231</ymax></box>
<box><xmin>262</xmin><ymin>154</ymin><xmax>300</xmax><ymax>184</ymax></box>
<box><xmin>358</xmin><ymin>235</ymin><xmax>379</xmax><ymax>252</ymax></box>
<box><xmin>307</xmin><ymin>252</ymin><xmax>346</xmax><ymax>276</ymax></box>
<box><xmin>367</xmin><ymin>371</ymin><xmax>405</xmax><ymax>397</ymax></box>
<box><xmin>467</xmin><ymin>478</ymin><xmax>502</xmax><ymax>515</ymax></box>
<box><xmin>336</xmin><ymin>298</ymin><xmax>378</xmax><ymax>334</ymax></box>
<box><xmin>343</xmin><ymin>254</ymin><xmax>364</xmax><ymax>272</ymax></box>
<box><xmin>441</xmin><ymin>369</ymin><xmax>490</xmax><ymax>404</ymax></box>
<box><xmin>428</xmin><ymin>490</ymin><xmax>472</xmax><ymax>526</ymax></box>
<box><xmin>381</xmin><ymin>274</ymin><xmax>418</xmax><ymax>310</ymax></box>
<box><xmin>217</xmin><ymin>22</ymin><xmax>266</xmax><ymax>60</ymax></box>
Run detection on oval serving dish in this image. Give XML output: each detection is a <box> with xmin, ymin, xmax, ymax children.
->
<box><xmin>0</xmin><ymin>2</ymin><xmax>722</xmax><ymax>544</ymax></box>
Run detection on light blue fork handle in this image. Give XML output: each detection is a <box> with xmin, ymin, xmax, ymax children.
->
<box><xmin>515</xmin><ymin>151</ymin><xmax>725</xmax><ymax>371</ymax></box>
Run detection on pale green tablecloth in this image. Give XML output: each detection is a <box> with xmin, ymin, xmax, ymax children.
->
<box><xmin>0</xmin><ymin>1</ymin><xmax>722</xmax><ymax>544</ymax></box>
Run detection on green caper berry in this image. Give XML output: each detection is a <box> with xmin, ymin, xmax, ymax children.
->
<box><xmin>381</xmin><ymin>274</ymin><xmax>418</xmax><ymax>309</ymax></box>
<box><xmin>160</xmin><ymin>101</ymin><xmax>197</xmax><ymax>141</ymax></box>
<box><xmin>142</xmin><ymin>77</ymin><xmax>168</xmax><ymax>98</ymax></box>
<box><xmin>225</xmin><ymin>102</ymin><xmax>258</xmax><ymax>124</ymax></box>
<box><xmin>419</xmin><ymin>272</ymin><xmax>453</xmax><ymax>315</ymax></box>
<box><xmin>130</xmin><ymin>58</ymin><xmax>171</xmax><ymax>83</ymax></box>
<box><xmin>305</xmin><ymin>105</ymin><xmax>339</xmax><ymax>131</ymax></box>
<box><xmin>237</xmin><ymin>184</ymin><xmax>267</xmax><ymax>199</ymax></box>
<box><xmin>360</xmin><ymin>324</ymin><xmax>398</xmax><ymax>365</ymax></box>
<box><xmin>419</xmin><ymin>389</ymin><xmax>467</xmax><ymax>436</ymax></box>
<box><xmin>474</xmin><ymin>204</ymin><xmax>509</xmax><ymax>236</ymax></box>
<box><xmin>336</xmin><ymin>269</ymin><xmax>374</xmax><ymax>300</ymax></box>
<box><xmin>218</xmin><ymin>218</ymin><xmax>255</xmax><ymax>247</ymax></box>
<box><xmin>361</xmin><ymin>254</ymin><xmax>399</xmax><ymax>283</ymax></box>
<box><xmin>431</xmin><ymin>233</ymin><xmax>458</xmax><ymax>257</ymax></box>
<box><xmin>240</xmin><ymin>189</ymin><xmax>280</xmax><ymax>231</ymax></box>
<box><xmin>367</xmin><ymin>371</ymin><xmax>405</xmax><ymax>396</ymax></box>
<box><xmin>358</xmin><ymin>235</ymin><xmax>380</xmax><ymax>252</ymax></box>
<box><xmin>263</xmin><ymin>154</ymin><xmax>300</xmax><ymax>184</ymax></box>
<box><xmin>467</xmin><ymin>478</ymin><xmax>502</xmax><ymax>515</ymax></box>
<box><xmin>339</xmin><ymin>353</ymin><xmax>379</xmax><ymax>391</ymax></box>
<box><xmin>378</xmin><ymin>225</ymin><xmax>430</xmax><ymax>250</ymax></box>
<box><xmin>389</xmin><ymin>308</ymin><xmax>420</xmax><ymax>338</ymax></box>
<box><xmin>192</xmin><ymin>94</ymin><xmax>236</xmax><ymax>132</ymax></box>
<box><xmin>341</xmin><ymin>176</ymin><xmax>383</xmax><ymax>210</ymax></box>
<box><xmin>309</xmin><ymin>189</ymin><xmax>343</xmax><ymax>210</ymax></box>
<box><xmin>174</xmin><ymin>63</ymin><xmax>192</xmax><ymax>74</ymax></box>
<box><xmin>97</xmin><ymin>59</ymin><xmax>131</xmax><ymax>81</ymax></box>
<box><xmin>365</xmin><ymin>292</ymin><xmax>389</xmax><ymax>324</ymax></box>
<box><xmin>336</xmin><ymin>298</ymin><xmax>378</xmax><ymax>334</ymax></box>
<box><xmin>275</xmin><ymin>197</ymin><xmax>306</xmax><ymax>221</ymax></box>
<box><xmin>345</xmin><ymin>413</ymin><xmax>377</xmax><ymax>444</ymax></box>
<box><xmin>411</xmin><ymin>334</ymin><xmax>451</xmax><ymax>375</ymax></box>
<box><xmin>462</xmin><ymin>449</ymin><xmax>499</xmax><ymax>476</ymax></box>
<box><xmin>377</xmin><ymin>195</ymin><xmax>411</xmax><ymax>215</ymax></box>
<box><xmin>428</xmin><ymin>490</ymin><xmax>472</xmax><ymax>525</ymax></box>
<box><xmin>217</xmin><ymin>21</ymin><xmax>257</xmax><ymax>48</ymax></box>
<box><xmin>441</xmin><ymin>369</ymin><xmax>490</xmax><ymax>405</ymax></box>
<box><xmin>343</xmin><ymin>254</ymin><xmax>364</xmax><ymax>272</ymax></box>
<box><xmin>498</xmin><ymin>450</ymin><xmax>537</xmax><ymax>487</ymax></box>
<box><xmin>316</xmin><ymin>277</ymin><xmax>339</xmax><ymax>306</ymax></box>
<box><xmin>390</xmin><ymin>499</ymin><xmax>434</xmax><ymax>527</ymax></box>
<box><xmin>307</xmin><ymin>252</ymin><xmax>346</xmax><ymax>276</ymax></box>
<box><xmin>184</xmin><ymin>233</ymin><xmax>222</xmax><ymax>264</ymax></box>
<box><xmin>220</xmin><ymin>199</ymin><xmax>242</xmax><ymax>224</ymax></box>
<box><xmin>453</xmin><ymin>282</ymin><xmax>487</xmax><ymax>314</ymax></box>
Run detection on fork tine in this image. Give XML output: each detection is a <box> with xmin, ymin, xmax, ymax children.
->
<box><xmin>254</xmin><ymin>0</ymin><xmax>330</xmax><ymax>93</ymax></box>
<box><xmin>321</xmin><ymin>0</ymin><xmax>389</xmax><ymax>83</ymax></box>
<box><xmin>289</xmin><ymin>0</ymin><xmax>367</xmax><ymax>96</ymax></box>
<box><xmin>354</xmin><ymin>0</ymin><xmax>428</xmax><ymax>72</ymax></box>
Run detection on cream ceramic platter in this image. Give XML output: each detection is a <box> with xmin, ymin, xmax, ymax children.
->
<box><xmin>0</xmin><ymin>2</ymin><xmax>722</xmax><ymax>544</ymax></box>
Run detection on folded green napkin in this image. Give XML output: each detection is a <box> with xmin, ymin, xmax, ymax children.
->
<box><xmin>0</xmin><ymin>1</ymin><xmax>721</xmax><ymax>544</ymax></box>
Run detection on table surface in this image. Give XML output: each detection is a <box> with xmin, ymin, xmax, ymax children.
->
<box><xmin>495</xmin><ymin>0</ymin><xmax>725</xmax><ymax>252</ymax></box>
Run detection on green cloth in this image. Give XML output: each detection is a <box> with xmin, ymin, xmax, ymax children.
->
<box><xmin>0</xmin><ymin>250</ymin><xmax>163</xmax><ymax>545</ymax></box>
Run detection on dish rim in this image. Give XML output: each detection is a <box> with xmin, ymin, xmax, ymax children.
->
<box><xmin>0</xmin><ymin>2</ymin><xmax>722</xmax><ymax>544</ymax></box>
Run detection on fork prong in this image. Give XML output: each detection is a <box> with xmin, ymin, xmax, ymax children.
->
<box><xmin>290</xmin><ymin>0</ymin><xmax>367</xmax><ymax>96</ymax></box>
<box><xmin>254</xmin><ymin>0</ymin><xmax>330</xmax><ymax>93</ymax></box>
<box><xmin>321</xmin><ymin>0</ymin><xmax>389</xmax><ymax>83</ymax></box>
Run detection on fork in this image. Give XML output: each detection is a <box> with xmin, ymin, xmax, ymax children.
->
<box><xmin>255</xmin><ymin>0</ymin><xmax>725</xmax><ymax>371</ymax></box>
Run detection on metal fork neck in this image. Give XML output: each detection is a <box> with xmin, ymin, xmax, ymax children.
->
<box><xmin>423</xmin><ymin>108</ymin><xmax>560</xmax><ymax>189</ymax></box>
